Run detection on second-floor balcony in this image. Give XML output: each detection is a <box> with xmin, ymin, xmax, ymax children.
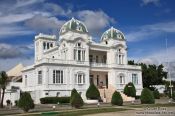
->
<box><xmin>90</xmin><ymin>62</ymin><xmax>108</xmax><ymax>67</ymax></box>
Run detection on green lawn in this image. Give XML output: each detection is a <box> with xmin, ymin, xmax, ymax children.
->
<box><xmin>28</xmin><ymin>107</ymin><xmax>130</xmax><ymax>116</ymax></box>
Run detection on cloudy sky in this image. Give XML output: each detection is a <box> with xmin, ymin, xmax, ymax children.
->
<box><xmin>0</xmin><ymin>0</ymin><xmax>175</xmax><ymax>71</ymax></box>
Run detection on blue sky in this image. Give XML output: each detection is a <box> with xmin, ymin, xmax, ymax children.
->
<box><xmin>0</xmin><ymin>0</ymin><xmax>175</xmax><ymax>71</ymax></box>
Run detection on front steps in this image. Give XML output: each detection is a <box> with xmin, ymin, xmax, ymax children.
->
<box><xmin>98</xmin><ymin>84</ymin><xmax>135</xmax><ymax>103</ymax></box>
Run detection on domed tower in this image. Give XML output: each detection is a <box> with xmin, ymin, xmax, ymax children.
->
<box><xmin>58</xmin><ymin>18</ymin><xmax>91</xmax><ymax>63</ymax></box>
<box><xmin>59</xmin><ymin>18</ymin><xmax>91</xmax><ymax>42</ymax></box>
<box><xmin>101</xmin><ymin>27</ymin><xmax>125</xmax><ymax>45</ymax></box>
<box><xmin>101</xmin><ymin>27</ymin><xmax>127</xmax><ymax>65</ymax></box>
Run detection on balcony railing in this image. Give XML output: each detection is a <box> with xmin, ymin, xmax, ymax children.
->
<box><xmin>90</xmin><ymin>62</ymin><xmax>107</xmax><ymax>67</ymax></box>
<box><xmin>36</xmin><ymin>58</ymin><xmax>89</xmax><ymax>66</ymax></box>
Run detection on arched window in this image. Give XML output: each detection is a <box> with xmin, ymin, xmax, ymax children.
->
<box><xmin>118</xmin><ymin>73</ymin><xmax>125</xmax><ymax>84</ymax></box>
<box><xmin>77</xmin><ymin>26</ymin><xmax>82</xmax><ymax>31</ymax></box>
<box><xmin>75</xmin><ymin>72</ymin><xmax>85</xmax><ymax>84</ymax></box>
<box><xmin>105</xmin><ymin>41</ymin><xmax>108</xmax><ymax>45</ymax></box>
<box><xmin>74</xmin><ymin>42</ymin><xmax>85</xmax><ymax>62</ymax></box>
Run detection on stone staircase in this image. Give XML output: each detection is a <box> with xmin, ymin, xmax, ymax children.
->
<box><xmin>99</xmin><ymin>84</ymin><xmax>135</xmax><ymax>103</ymax></box>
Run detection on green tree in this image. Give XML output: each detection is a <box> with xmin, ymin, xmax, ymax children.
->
<box><xmin>0</xmin><ymin>71</ymin><xmax>8</xmax><ymax>108</ymax></box>
<box><xmin>70</xmin><ymin>88</ymin><xmax>77</xmax><ymax>105</ymax></box>
<box><xmin>128</xmin><ymin>60</ymin><xmax>167</xmax><ymax>89</ymax></box>
<box><xmin>153</xmin><ymin>89</ymin><xmax>160</xmax><ymax>99</ymax></box>
<box><xmin>70</xmin><ymin>89</ymin><xmax>83</xmax><ymax>108</ymax></box>
<box><xmin>111</xmin><ymin>91</ymin><xmax>123</xmax><ymax>106</ymax></box>
<box><xmin>18</xmin><ymin>92</ymin><xmax>35</xmax><ymax>112</ymax></box>
<box><xmin>128</xmin><ymin>60</ymin><xmax>135</xmax><ymax>65</ymax></box>
<box><xmin>86</xmin><ymin>83</ymin><xmax>100</xmax><ymax>100</ymax></box>
<box><xmin>123</xmin><ymin>82</ymin><xmax>136</xmax><ymax>97</ymax></box>
<box><xmin>140</xmin><ymin>88</ymin><xmax>155</xmax><ymax>104</ymax></box>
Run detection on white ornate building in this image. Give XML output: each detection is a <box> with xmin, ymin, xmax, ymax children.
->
<box><xmin>4</xmin><ymin>18</ymin><xmax>143</xmax><ymax>104</ymax></box>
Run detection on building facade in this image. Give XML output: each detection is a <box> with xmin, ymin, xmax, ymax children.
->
<box><xmin>21</xmin><ymin>18</ymin><xmax>142</xmax><ymax>103</ymax></box>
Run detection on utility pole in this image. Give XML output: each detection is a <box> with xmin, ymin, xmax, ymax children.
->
<box><xmin>166</xmin><ymin>38</ymin><xmax>173</xmax><ymax>102</ymax></box>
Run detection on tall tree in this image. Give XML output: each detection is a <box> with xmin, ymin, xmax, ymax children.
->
<box><xmin>0</xmin><ymin>71</ymin><xmax>8</xmax><ymax>108</ymax></box>
<box><xmin>128</xmin><ymin>60</ymin><xmax>135</xmax><ymax>65</ymax></box>
<box><xmin>128</xmin><ymin>60</ymin><xmax>167</xmax><ymax>89</ymax></box>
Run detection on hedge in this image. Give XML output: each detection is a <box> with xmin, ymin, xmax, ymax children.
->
<box><xmin>111</xmin><ymin>91</ymin><xmax>123</xmax><ymax>106</ymax></box>
<box><xmin>123</xmin><ymin>82</ymin><xmax>136</xmax><ymax>97</ymax></box>
<box><xmin>40</xmin><ymin>97</ymin><xmax>70</xmax><ymax>104</ymax></box>
<box><xmin>86</xmin><ymin>83</ymin><xmax>100</xmax><ymax>100</ymax></box>
<box><xmin>18</xmin><ymin>92</ymin><xmax>35</xmax><ymax>112</ymax></box>
<box><xmin>140</xmin><ymin>88</ymin><xmax>155</xmax><ymax>104</ymax></box>
<box><xmin>70</xmin><ymin>89</ymin><xmax>84</xmax><ymax>108</ymax></box>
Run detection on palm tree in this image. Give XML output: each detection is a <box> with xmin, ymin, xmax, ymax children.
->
<box><xmin>0</xmin><ymin>71</ymin><xmax>8</xmax><ymax>108</ymax></box>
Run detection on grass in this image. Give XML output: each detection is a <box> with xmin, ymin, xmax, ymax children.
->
<box><xmin>26</xmin><ymin>107</ymin><xmax>130</xmax><ymax>116</ymax></box>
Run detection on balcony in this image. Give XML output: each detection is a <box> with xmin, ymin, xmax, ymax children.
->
<box><xmin>90</xmin><ymin>62</ymin><xmax>108</xmax><ymax>67</ymax></box>
<box><xmin>35</xmin><ymin>58</ymin><xmax>89</xmax><ymax>66</ymax></box>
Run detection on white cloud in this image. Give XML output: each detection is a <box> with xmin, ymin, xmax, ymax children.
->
<box><xmin>0</xmin><ymin>26</ymin><xmax>34</xmax><ymax>38</ymax></box>
<box><xmin>141</xmin><ymin>0</ymin><xmax>161</xmax><ymax>6</ymax></box>
<box><xmin>25</xmin><ymin>15</ymin><xmax>66</xmax><ymax>34</ymax></box>
<box><xmin>0</xmin><ymin>43</ymin><xmax>34</xmax><ymax>59</ymax></box>
<box><xmin>76</xmin><ymin>10</ymin><xmax>116</xmax><ymax>35</ymax></box>
<box><xmin>0</xmin><ymin>13</ymin><xmax>35</xmax><ymax>24</ymax></box>
<box><xmin>0</xmin><ymin>58</ymin><xmax>34</xmax><ymax>71</ymax></box>
<box><xmin>0</xmin><ymin>0</ymin><xmax>69</xmax><ymax>38</ymax></box>
<box><xmin>125</xmin><ymin>21</ymin><xmax>175</xmax><ymax>42</ymax></box>
<box><xmin>131</xmin><ymin>46</ymin><xmax>175</xmax><ymax>65</ymax></box>
<box><xmin>14</xmin><ymin>0</ymin><xmax>45</xmax><ymax>8</ymax></box>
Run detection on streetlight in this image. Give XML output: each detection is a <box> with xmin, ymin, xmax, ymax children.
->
<box><xmin>165</xmin><ymin>38</ymin><xmax>173</xmax><ymax>103</ymax></box>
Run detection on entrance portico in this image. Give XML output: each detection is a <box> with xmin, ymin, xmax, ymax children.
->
<box><xmin>90</xmin><ymin>71</ymin><xmax>108</xmax><ymax>89</ymax></box>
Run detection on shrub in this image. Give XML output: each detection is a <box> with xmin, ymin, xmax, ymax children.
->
<box><xmin>153</xmin><ymin>89</ymin><xmax>160</xmax><ymax>99</ymax></box>
<box><xmin>71</xmin><ymin>89</ymin><xmax>84</xmax><ymax>108</ymax></box>
<box><xmin>123</xmin><ymin>82</ymin><xmax>136</xmax><ymax>97</ymax></box>
<box><xmin>70</xmin><ymin>88</ymin><xmax>77</xmax><ymax>104</ymax></box>
<box><xmin>111</xmin><ymin>91</ymin><xmax>123</xmax><ymax>106</ymax></box>
<box><xmin>172</xmin><ymin>92</ymin><xmax>175</xmax><ymax>101</ymax></box>
<box><xmin>86</xmin><ymin>83</ymin><xmax>100</xmax><ymax>99</ymax></box>
<box><xmin>18</xmin><ymin>92</ymin><xmax>35</xmax><ymax>112</ymax></box>
<box><xmin>140</xmin><ymin>88</ymin><xmax>155</xmax><ymax>104</ymax></box>
<box><xmin>15</xmin><ymin>100</ymin><xmax>18</xmax><ymax>106</ymax></box>
<box><xmin>40</xmin><ymin>97</ymin><xmax>70</xmax><ymax>104</ymax></box>
<box><xmin>6</xmin><ymin>99</ymin><xmax>11</xmax><ymax>106</ymax></box>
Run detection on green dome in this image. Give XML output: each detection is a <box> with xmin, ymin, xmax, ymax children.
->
<box><xmin>101</xmin><ymin>27</ymin><xmax>125</xmax><ymax>41</ymax></box>
<box><xmin>59</xmin><ymin>18</ymin><xmax>88</xmax><ymax>35</ymax></box>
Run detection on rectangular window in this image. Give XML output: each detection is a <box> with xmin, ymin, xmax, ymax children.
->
<box><xmin>132</xmin><ymin>74</ymin><xmax>138</xmax><ymax>85</ymax></box>
<box><xmin>53</xmin><ymin>70</ymin><xmax>64</xmax><ymax>84</ymax></box>
<box><xmin>53</xmin><ymin>70</ymin><xmax>56</xmax><ymax>83</ymax></box>
<box><xmin>89</xmin><ymin>55</ymin><xmax>93</xmax><ymax>62</ymax></box>
<box><xmin>38</xmin><ymin>71</ymin><xmax>42</xmax><ymax>84</ymax></box>
<box><xmin>96</xmin><ymin>56</ymin><xmax>99</xmax><ymax>63</ymax></box>
<box><xmin>78</xmin><ymin>50</ymin><xmax>81</xmax><ymax>61</ymax></box>
<box><xmin>75</xmin><ymin>73</ymin><xmax>85</xmax><ymax>84</ymax></box>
